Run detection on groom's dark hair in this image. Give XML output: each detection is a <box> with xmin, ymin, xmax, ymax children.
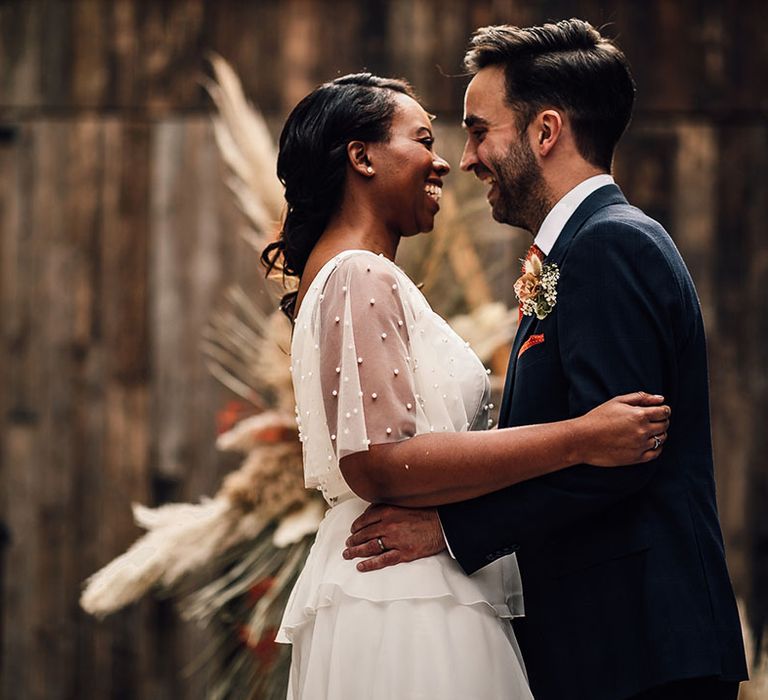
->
<box><xmin>464</xmin><ymin>19</ymin><xmax>635</xmax><ymax>171</ymax></box>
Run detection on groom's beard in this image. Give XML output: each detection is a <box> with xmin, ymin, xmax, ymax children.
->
<box><xmin>490</xmin><ymin>137</ymin><xmax>552</xmax><ymax>234</ymax></box>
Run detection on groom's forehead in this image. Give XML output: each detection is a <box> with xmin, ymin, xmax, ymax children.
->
<box><xmin>463</xmin><ymin>68</ymin><xmax>513</xmax><ymax>121</ymax></box>
<box><xmin>466</xmin><ymin>66</ymin><xmax>506</xmax><ymax>97</ymax></box>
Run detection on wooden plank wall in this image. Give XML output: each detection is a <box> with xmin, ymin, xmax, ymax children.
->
<box><xmin>0</xmin><ymin>1</ymin><xmax>766</xmax><ymax>698</ymax></box>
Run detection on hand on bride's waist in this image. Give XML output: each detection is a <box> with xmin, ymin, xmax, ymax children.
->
<box><xmin>341</xmin><ymin>502</ymin><xmax>446</xmax><ymax>573</ymax></box>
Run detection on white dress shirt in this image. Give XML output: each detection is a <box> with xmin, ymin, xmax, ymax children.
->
<box><xmin>440</xmin><ymin>173</ymin><xmax>615</xmax><ymax>559</ymax></box>
<box><xmin>533</xmin><ymin>173</ymin><xmax>615</xmax><ymax>255</ymax></box>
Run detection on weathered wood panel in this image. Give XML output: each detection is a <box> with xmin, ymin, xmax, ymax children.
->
<box><xmin>713</xmin><ymin>124</ymin><xmax>768</xmax><ymax>646</ymax></box>
<box><xmin>150</xmin><ymin>116</ymin><xmax>262</xmax><ymax>697</ymax></box>
<box><xmin>0</xmin><ymin>119</ymin><xmax>153</xmax><ymax>698</ymax></box>
<box><xmin>2</xmin><ymin>0</ymin><xmax>766</xmax><ymax>117</ymax></box>
<box><xmin>0</xmin><ymin>113</ymin><xmax>262</xmax><ymax>699</ymax></box>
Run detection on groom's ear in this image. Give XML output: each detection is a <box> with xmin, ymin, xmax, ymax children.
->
<box><xmin>535</xmin><ymin>110</ymin><xmax>563</xmax><ymax>157</ymax></box>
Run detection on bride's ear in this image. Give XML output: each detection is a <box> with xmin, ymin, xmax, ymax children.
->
<box><xmin>348</xmin><ymin>141</ymin><xmax>375</xmax><ymax>177</ymax></box>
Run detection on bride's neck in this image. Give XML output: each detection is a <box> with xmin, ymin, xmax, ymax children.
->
<box><xmin>320</xmin><ymin>202</ymin><xmax>400</xmax><ymax>262</ymax></box>
<box><xmin>294</xmin><ymin>209</ymin><xmax>400</xmax><ymax>318</ymax></box>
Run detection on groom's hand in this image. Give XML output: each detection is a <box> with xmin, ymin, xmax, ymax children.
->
<box><xmin>343</xmin><ymin>504</ymin><xmax>446</xmax><ymax>572</ymax></box>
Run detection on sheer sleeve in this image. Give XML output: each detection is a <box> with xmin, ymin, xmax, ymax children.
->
<box><xmin>291</xmin><ymin>253</ymin><xmax>423</xmax><ymax>502</ymax></box>
<box><xmin>318</xmin><ymin>254</ymin><xmax>417</xmax><ymax>459</ymax></box>
<box><xmin>292</xmin><ymin>250</ymin><xmax>486</xmax><ymax>503</ymax></box>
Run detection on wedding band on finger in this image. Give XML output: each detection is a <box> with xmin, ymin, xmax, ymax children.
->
<box><xmin>652</xmin><ymin>434</ymin><xmax>663</xmax><ymax>450</ymax></box>
<box><xmin>376</xmin><ymin>537</ymin><xmax>386</xmax><ymax>553</ymax></box>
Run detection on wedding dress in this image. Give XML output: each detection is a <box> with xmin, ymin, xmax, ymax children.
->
<box><xmin>277</xmin><ymin>250</ymin><xmax>532</xmax><ymax>700</ymax></box>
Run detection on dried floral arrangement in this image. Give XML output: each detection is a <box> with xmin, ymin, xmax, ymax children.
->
<box><xmin>80</xmin><ymin>55</ymin><xmax>518</xmax><ymax>699</ymax></box>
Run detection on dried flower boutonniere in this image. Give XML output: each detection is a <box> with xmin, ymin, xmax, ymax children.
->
<box><xmin>514</xmin><ymin>252</ymin><xmax>560</xmax><ymax>320</ymax></box>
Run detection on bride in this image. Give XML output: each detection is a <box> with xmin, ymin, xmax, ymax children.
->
<box><xmin>261</xmin><ymin>73</ymin><xmax>670</xmax><ymax>699</ymax></box>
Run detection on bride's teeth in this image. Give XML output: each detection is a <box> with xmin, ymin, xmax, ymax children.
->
<box><xmin>425</xmin><ymin>184</ymin><xmax>442</xmax><ymax>201</ymax></box>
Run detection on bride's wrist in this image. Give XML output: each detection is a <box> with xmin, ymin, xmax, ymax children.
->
<box><xmin>567</xmin><ymin>415</ymin><xmax>589</xmax><ymax>466</ymax></box>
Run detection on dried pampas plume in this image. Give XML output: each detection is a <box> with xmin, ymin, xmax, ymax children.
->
<box><xmin>81</xmin><ymin>498</ymin><xmax>238</xmax><ymax>617</ymax></box>
<box><xmin>448</xmin><ymin>302</ymin><xmax>518</xmax><ymax>364</ymax></box>
<box><xmin>80</xmin><ymin>294</ymin><xmax>314</xmax><ymax>620</ymax></box>
<box><xmin>80</xmin><ymin>414</ymin><xmax>316</xmax><ymax>619</ymax></box>
<box><xmin>202</xmin><ymin>52</ymin><xmax>284</xmax><ymax>245</ymax></box>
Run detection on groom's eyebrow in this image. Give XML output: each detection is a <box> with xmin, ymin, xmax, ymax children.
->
<box><xmin>463</xmin><ymin>115</ymin><xmax>488</xmax><ymax>129</ymax></box>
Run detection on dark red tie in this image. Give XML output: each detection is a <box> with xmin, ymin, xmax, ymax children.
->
<box><xmin>522</xmin><ymin>243</ymin><xmax>545</xmax><ymax>272</ymax></box>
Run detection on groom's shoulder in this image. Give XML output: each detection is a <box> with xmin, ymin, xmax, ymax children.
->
<box><xmin>576</xmin><ymin>200</ymin><xmax>679</xmax><ymax>260</ymax></box>
<box><xmin>571</xmin><ymin>200</ymin><xmax>696</xmax><ymax>299</ymax></box>
<box><xmin>587</xmin><ymin>199</ymin><xmax>667</xmax><ymax>238</ymax></box>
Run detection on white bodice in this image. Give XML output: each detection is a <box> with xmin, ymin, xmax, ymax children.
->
<box><xmin>278</xmin><ymin>249</ymin><xmax>524</xmax><ymax>647</ymax></box>
<box><xmin>291</xmin><ymin>249</ymin><xmax>492</xmax><ymax>504</ymax></box>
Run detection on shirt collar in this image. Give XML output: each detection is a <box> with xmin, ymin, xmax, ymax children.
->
<box><xmin>534</xmin><ymin>174</ymin><xmax>615</xmax><ymax>255</ymax></box>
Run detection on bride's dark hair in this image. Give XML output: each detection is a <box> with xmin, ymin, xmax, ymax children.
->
<box><xmin>261</xmin><ymin>73</ymin><xmax>417</xmax><ymax>319</ymax></box>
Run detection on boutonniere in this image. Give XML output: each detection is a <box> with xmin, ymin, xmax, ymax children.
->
<box><xmin>514</xmin><ymin>252</ymin><xmax>560</xmax><ymax>320</ymax></box>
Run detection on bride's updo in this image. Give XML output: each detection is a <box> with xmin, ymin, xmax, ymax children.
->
<box><xmin>261</xmin><ymin>73</ymin><xmax>416</xmax><ymax>318</ymax></box>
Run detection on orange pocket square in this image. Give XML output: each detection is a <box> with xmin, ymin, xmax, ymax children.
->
<box><xmin>518</xmin><ymin>333</ymin><xmax>545</xmax><ymax>359</ymax></box>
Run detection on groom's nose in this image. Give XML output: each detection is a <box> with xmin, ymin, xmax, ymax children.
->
<box><xmin>460</xmin><ymin>138</ymin><xmax>477</xmax><ymax>172</ymax></box>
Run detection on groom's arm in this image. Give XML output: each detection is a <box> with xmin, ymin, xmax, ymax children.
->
<box><xmin>439</xmin><ymin>219</ymin><xmax>687</xmax><ymax>574</ymax></box>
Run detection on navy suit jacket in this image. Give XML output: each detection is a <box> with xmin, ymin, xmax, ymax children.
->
<box><xmin>439</xmin><ymin>185</ymin><xmax>747</xmax><ymax>700</ymax></box>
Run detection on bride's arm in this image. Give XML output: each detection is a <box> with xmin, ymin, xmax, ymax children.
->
<box><xmin>340</xmin><ymin>392</ymin><xmax>670</xmax><ymax>507</ymax></box>
<box><xmin>314</xmin><ymin>257</ymin><xmax>670</xmax><ymax>507</ymax></box>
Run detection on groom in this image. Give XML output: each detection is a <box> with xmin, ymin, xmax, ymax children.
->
<box><xmin>343</xmin><ymin>19</ymin><xmax>748</xmax><ymax>700</ymax></box>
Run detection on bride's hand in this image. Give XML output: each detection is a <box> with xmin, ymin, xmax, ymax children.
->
<box><xmin>576</xmin><ymin>392</ymin><xmax>671</xmax><ymax>467</ymax></box>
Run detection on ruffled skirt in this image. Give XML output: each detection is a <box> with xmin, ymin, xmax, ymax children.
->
<box><xmin>277</xmin><ymin>497</ymin><xmax>532</xmax><ymax>700</ymax></box>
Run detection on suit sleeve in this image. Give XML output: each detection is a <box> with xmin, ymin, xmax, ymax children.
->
<box><xmin>438</xmin><ymin>221</ymin><xmax>685</xmax><ymax>574</ymax></box>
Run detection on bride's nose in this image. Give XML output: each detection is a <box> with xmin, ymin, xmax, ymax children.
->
<box><xmin>432</xmin><ymin>155</ymin><xmax>450</xmax><ymax>176</ymax></box>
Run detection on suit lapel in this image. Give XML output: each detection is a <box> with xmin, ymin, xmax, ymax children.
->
<box><xmin>498</xmin><ymin>312</ymin><xmax>536</xmax><ymax>423</ymax></box>
<box><xmin>499</xmin><ymin>184</ymin><xmax>628</xmax><ymax>427</ymax></box>
<box><xmin>499</xmin><ymin>243</ymin><xmax>549</xmax><ymax>425</ymax></box>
